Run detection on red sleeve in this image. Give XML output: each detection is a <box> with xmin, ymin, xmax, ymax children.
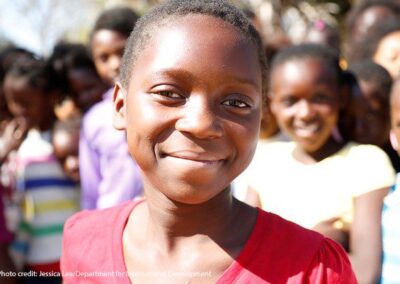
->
<box><xmin>60</xmin><ymin>210</ymin><xmax>92</xmax><ymax>283</ymax></box>
<box><xmin>306</xmin><ymin>238</ymin><xmax>357</xmax><ymax>283</ymax></box>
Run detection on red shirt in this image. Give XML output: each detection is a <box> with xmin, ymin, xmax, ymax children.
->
<box><xmin>61</xmin><ymin>201</ymin><xmax>357</xmax><ymax>283</ymax></box>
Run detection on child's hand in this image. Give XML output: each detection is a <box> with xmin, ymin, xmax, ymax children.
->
<box><xmin>0</xmin><ymin>117</ymin><xmax>28</xmax><ymax>162</ymax></box>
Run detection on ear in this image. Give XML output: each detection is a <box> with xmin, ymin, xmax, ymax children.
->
<box><xmin>390</xmin><ymin>130</ymin><xmax>399</xmax><ymax>151</ymax></box>
<box><xmin>113</xmin><ymin>82</ymin><xmax>126</xmax><ymax>130</ymax></box>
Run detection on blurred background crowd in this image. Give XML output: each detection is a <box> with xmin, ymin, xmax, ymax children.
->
<box><xmin>0</xmin><ymin>0</ymin><xmax>400</xmax><ymax>283</ymax></box>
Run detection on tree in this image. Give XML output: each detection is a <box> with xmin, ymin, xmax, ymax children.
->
<box><xmin>0</xmin><ymin>0</ymin><xmax>94</xmax><ymax>55</ymax></box>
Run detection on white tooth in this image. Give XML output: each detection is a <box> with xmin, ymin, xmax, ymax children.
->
<box><xmin>295</xmin><ymin>124</ymin><xmax>319</xmax><ymax>135</ymax></box>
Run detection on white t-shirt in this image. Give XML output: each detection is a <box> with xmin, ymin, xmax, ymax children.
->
<box><xmin>246</xmin><ymin>141</ymin><xmax>395</xmax><ymax>229</ymax></box>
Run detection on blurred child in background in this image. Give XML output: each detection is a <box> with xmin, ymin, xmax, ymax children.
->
<box><xmin>348</xmin><ymin>60</ymin><xmax>400</xmax><ymax>172</ymax></box>
<box><xmin>345</xmin><ymin>0</ymin><xmax>400</xmax><ymax>63</ymax></box>
<box><xmin>3</xmin><ymin>54</ymin><xmax>79</xmax><ymax>283</ymax></box>
<box><xmin>0</xmin><ymin>47</ymin><xmax>33</xmax><ymax>284</ymax></box>
<box><xmin>80</xmin><ymin>7</ymin><xmax>143</xmax><ymax>209</ymax></box>
<box><xmin>52</xmin><ymin>116</ymin><xmax>81</xmax><ymax>184</ymax></box>
<box><xmin>50</xmin><ymin>42</ymin><xmax>107</xmax><ymax>115</ymax></box>
<box><xmin>248</xmin><ymin>44</ymin><xmax>395</xmax><ymax>283</ymax></box>
<box><xmin>350</xmin><ymin>19</ymin><xmax>400</xmax><ymax>80</ymax></box>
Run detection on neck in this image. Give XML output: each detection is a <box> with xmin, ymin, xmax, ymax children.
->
<box><xmin>294</xmin><ymin>136</ymin><xmax>345</xmax><ymax>164</ymax></box>
<box><xmin>142</xmin><ymin>184</ymin><xmax>239</xmax><ymax>249</ymax></box>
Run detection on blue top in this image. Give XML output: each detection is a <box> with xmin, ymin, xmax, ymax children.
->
<box><xmin>382</xmin><ymin>173</ymin><xmax>400</xmax><ymax>284</ymax></box>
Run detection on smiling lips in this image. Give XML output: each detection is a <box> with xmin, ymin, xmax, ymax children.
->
<box><xmin>293</xmin><ymin>122</ymin><xmax>321</xmax><ymax>138</ymax></box>
<box><xmin>163</xmin><ymin>151</ymin><xmax>225</xmax><ymax>165</ymax></box>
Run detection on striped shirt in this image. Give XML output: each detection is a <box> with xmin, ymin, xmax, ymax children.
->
<box><xmin>382</xmin><ymin>173</ymin><xmax>400</xmax><ymax>284</ymax></box>
<box><xmin>11</xmin><ymin>129</ymin><xmax>79</xmax><ymax>271</ymax></box>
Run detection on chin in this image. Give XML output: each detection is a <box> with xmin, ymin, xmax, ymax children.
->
<box><xmin>156</xmin><ymin>179</ymin><xmax>229</xmax><ymax>206</ymax></box>
<box><xmin>179</xmin><ymin>186</ymin><xmax>226</xmax><ymax>204</ymax></box>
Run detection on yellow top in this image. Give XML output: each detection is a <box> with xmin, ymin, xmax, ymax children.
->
<box><xmin>246</xmin><ymin>141</ymin><xmax>395</xmax><ymax>229</ymax></box>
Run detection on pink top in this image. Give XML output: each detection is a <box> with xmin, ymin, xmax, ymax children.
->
<box><xmin>61</xmin><ymin>201</ymin><xmax>356</xmax><ymax>283</ymax></box>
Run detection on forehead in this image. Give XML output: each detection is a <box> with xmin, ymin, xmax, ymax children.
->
<box><xmin>128</xmin><ymin>14</ymin><xmax>261</xmax><ymax>87</ymax></box>
<box><xmin>272</xmin><ymin>58</ymin><xmax>336</xmax><ymax>86</ymax></box>
<box><xmin>92</xmin><ymin>30</ymin><xmax>126</xmax><ymax>50</ymax></box>
<box><xmin>4</xmin><ymin>76</ymin><xmax>43</xmax><ymax>97</ymax></box>
<box><xmin>378</xmin><ymin>31</ymin><xmax>400</xmax><ymax>49</ymax></box>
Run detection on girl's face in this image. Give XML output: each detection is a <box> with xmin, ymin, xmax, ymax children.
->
<box><xmin>68</xmin><ymin>68</ymin><xmax>107</xmax><ymax>112</ymax></box>
<box><xmin>4</xmin><ymin>76</ymin><xmax>54</xmax><ymax>130</ymax></box>
<box><xmin>373</xmin><ymin>31</ymin><xmax>400</xmax><ymax>79</ymax></box>
<box><xmin>91</xmin><ymin>30</ymin><xmax>127</xmax><ymax>86</ymax></box>
<box><xmin>114</xmin><ymin>15</ymin><xmax>262</xmax><ymax>204</ymax></box>
<box><xmin>270</xmin><ymin>58</ymin><xmax>340</xmax><ymax>153</ymax></box>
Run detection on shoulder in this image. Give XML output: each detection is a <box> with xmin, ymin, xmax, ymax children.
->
<box><xmin>305</xmin><ymin>238</ymin><xmax>357</xmax><ymax>283</ymax></box>
<box><xmin>63</xmin><ymin>200</ymin><xmax>134</xmax><ymax>238</ymax></box>
<box><xmin>257</xmin><ymin>210</ymin><xmax>326</xmax><ymax>253</ymax></box>
<box><xmin>237</xmin><ymin>210</ymin><xmax>356</xmax><ymax>282</ymax></box>
<box><xmin>344</xmin><ymin>142</ymin><xmax>395</xmax><ymax>193</ymax></box>
<box><xmin>342</xmin><ymin>142</ymin><xmax>392</xmax><ymax>166</ymax></box>
<box><xmin>61</xmin><ymin>201</ymin><xmax>136</xmax><ymax>274</ymax></box>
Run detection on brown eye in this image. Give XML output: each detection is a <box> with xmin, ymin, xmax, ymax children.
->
<box><xmin>158</xmin><ymin>91</ymin><xmax>182</xmax><ymax>99</ymax></box>
<box><xmin>222</xmin><ymin>99</ymin><xmax>249</xmax><ymax>108</ymax></box>
<box><xmin>281</xmin><ymin>96</ymin><xmax>296</xmax><ymax>107</ymax></box>
<box><xmin>98</xmin><ymin>55</ymin><xmax>108</xmax><ymax>63</ymax></box>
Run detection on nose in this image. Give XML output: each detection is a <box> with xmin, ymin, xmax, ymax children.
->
<box><xmin>297</xmin><ymin>99</ymin><xmax>315</xmax><ymax>121</ymax></box>
<box><xmin>175</xmin><ymin>96</ymin><xmax>223</xmax><ymax>139</ymax></box>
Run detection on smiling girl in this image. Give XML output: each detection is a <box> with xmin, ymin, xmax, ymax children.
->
<box><xmin>248</xmin><ymin>44</ymin><xmax>395</xmax><ymax>283</ymax></box>
<box><xmin>61</xmin><ymin>1</ymin><xmax>356</xmax><ymax>283</ymax></box>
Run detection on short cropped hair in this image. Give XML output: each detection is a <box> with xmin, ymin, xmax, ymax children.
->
<box><xmin>270</xmin><ymin>44</ymin><xmax>342</xmax><ymax>90</ymax></box>
<box><xmin>91</xmin><ymin>7</ymin><xmax>139</xmax><ymax>39</ymax></box>
<box><xmin>119</xmin><ymin>0</ymin><xmax>267</xmax><ymax>97</ymax></box>
<box><xmin>349</xmin><ymin>60</ymin><xmax>393</xmax><ymax>98</ymax></box>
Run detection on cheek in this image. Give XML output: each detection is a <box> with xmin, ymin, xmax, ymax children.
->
<box><xmin>125</xmin><ymin>99</ymin><xmax>172</xmax><ymax>168</ymax></box>
<box><xmin>325</xmin><ymin>105</ymin><xmax>340</xmax><ymax>125</ymax></box>
<box><xmin>228</xmin><ymin>114</ymin><xmax>261</xmax><ymax>167</ymax></box>
<box><xmin>97</xmin><ymin>63</ymin><xmax>109</xmax><ymax>75</ymax></box>
<box><xmin>93</xmin><ymin>61</ymin><xmax>108</xmax><ymax>76</ymax></box>
<box><xmin>271</xmin><ymin>105</ymin><xmax>293</xmax><ymax>129</ymax></box>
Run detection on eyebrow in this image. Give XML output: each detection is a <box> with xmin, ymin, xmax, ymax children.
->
<box><xmin>150</xmin><ymin>69</ymin><xmax>195</xmax><ymax>82</ymax></box>
<box><xmin>150</xmin><ymin>68</ymin><xmax>260</xmax><ymax>89</ymax></box>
